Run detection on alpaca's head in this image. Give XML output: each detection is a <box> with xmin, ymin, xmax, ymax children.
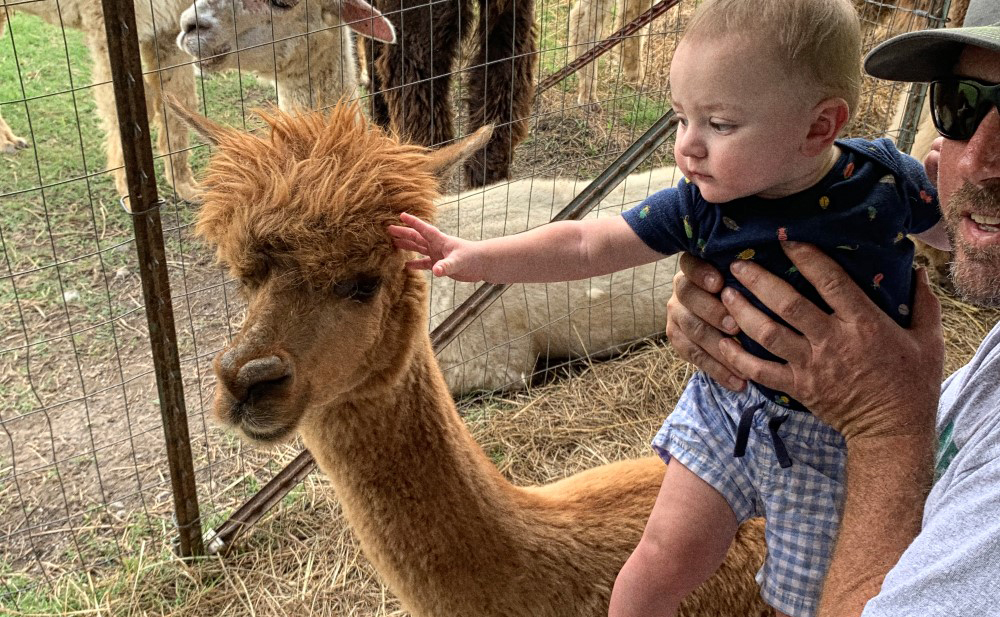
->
<box><xmin>176</xmin><ymin>0</ymin><xmax>394</xmax><ymax>78</ymax></box>
<box><xmin>169</xmin><ymin>99</ymin><xmax>489</xmax><ymax>444</ymax></box>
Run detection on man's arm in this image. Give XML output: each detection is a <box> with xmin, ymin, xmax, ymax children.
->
<box><xmin>715</xmin><ymin>242</ymin><xmax>943</xmax><ymax>616</ymax></box>
<box><xmin>818</xmin><ymin>432</ymin><xmax>934</xmax><ymax>617</ymax></box>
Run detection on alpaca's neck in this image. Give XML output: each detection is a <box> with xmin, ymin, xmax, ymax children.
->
<box><xmin>275</xmin><ymin>26</ymin><xmax>357</xmax><ymax>111</ymax></box>
<box><xmin>300</xmin><ymin>292</ymin><xmax>541</xmax><ymax>609</ymax></box>
<box><xmin>303</xmin><ymin>338</ymin><xmax>523</xmax><ymax>547</ymax></box>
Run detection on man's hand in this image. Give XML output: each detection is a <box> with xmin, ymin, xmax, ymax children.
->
<box><xmin>718</xmin><ymin>242</ymin><xmax>943</xmax><ymax>440</ymax></box>
<box><xmin>665</xmin><ymin>254</ymin><xmax>747</xmax><ymax>391</ymax></box>
<box><xmin>388</xmin><ymin>213</ymin><xmax>487</xmax><ymax>282</ymax></box>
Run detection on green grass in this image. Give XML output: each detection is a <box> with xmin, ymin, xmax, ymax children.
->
<box><xmin>619</xmin><ymin>94</ymin><xmax>670</xmax><ymax>130</ymax></box>
<box><xmin>0</xmin><ymin>14</ymin><xmax>270</xmax><ymax>350</ymax></box>
<box><xmin>536</xmin><ymin>0</ymin><xmax>575</xmax><ymax>79</ymax></box>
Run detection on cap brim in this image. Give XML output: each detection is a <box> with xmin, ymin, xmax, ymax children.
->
<box><xmin>864</xmin><ymin>25</ymin><xmax>1000</xmax><ymax>82</ymax></box>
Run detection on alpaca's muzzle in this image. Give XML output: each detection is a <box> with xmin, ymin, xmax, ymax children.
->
<box><xmin>217</xmin><ymin>352</ymin><xmax>291</xmax><ymax>404</ymax></box>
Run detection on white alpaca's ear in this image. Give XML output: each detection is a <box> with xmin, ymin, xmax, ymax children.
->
<box><xmin>341</xmin><ymin>0</ymin><xmax>396</xmax><ymax>43</ymax></box>
<box><xmin>163</xmin><ymin>95</ymin><xmax>228</xmax><ymax>145</ymax></box>
<box><xmin>420</xmin><ymin>126</ymin><xmax>494</xmax><ymax>182</ymax></box>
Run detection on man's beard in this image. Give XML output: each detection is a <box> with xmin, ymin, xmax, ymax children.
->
<box><xmin>944</xmin><ymin>181</ymin><xmax>1000</xmax><ymax>307</ymax></box>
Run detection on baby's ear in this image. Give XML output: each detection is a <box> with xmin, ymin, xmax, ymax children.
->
<box><xmin>803</xmin><ymin>97</ymin><xmax>849</xmax><ymax>157</ymax></box>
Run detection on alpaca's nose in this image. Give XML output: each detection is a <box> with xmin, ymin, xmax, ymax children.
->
<box><xmin>181</xmin><ymin>13</ymin><xmax>211</xmax><ymax>36</ymax></box>
<box><xmin>216</xmin><ymin>352</ymin><xmax>292</xmax><ymax>404</ymax></box>
<box><xmin>179</xmin><ymin>3</ymin><xmax>215</xmax><ymax>40</ymax></box>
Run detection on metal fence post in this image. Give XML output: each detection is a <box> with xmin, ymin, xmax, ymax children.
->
<box><xmin>99</xmin><ymin>0</ymin><xmax>204</xmax><ymax>557</ymax></box>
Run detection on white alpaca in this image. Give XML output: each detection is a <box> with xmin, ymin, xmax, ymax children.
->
<box><xmin>568</xmin><ymin>0</ymin><xmax>655</xmax><ymax>108</ymax></box>
<box><xmin>0</xmin><ymin>114</ymin><xmax>28</xmax><ymax>154</ymax></box>
<box><xmin>433</xmin><ymin>166</ymin><xmax>681</xmax><ymax>395</ymax></box>
<box><xmin>0</xmin><ymin>0</ymin><xmax>200</xmax><ymax>202</ymax></box>
<box><xmin>176</xmin><ymin>0</ymin><xmax>394</xmax><ymax>110</ymax></box>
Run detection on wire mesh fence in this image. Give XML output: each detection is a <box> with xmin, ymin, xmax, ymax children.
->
<box><xmin>0</xmin><ymin>0</ymin><xmax>958</xmax><ymax>610</ymax></box>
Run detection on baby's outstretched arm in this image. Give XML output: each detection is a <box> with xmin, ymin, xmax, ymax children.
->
<box><xmin>388</xmin><ymin>212</ymin><xmax>665</xmax><ymax>284</ymax></box>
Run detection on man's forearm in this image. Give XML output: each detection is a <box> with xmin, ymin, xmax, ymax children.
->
<box><xmin>818</xmin><ymin>429</ymin><xmax>935</xmax><ymax>617</ymax></box>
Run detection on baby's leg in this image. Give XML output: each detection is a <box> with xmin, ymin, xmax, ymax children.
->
<box><xmin>608</xmin><ymin>459</ymin><xmax>739</xmax><ymax>617</ymax></box>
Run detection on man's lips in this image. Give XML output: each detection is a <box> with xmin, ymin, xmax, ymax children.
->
<box><xmin>958</xmin><ymin>212</ymin><xmax>1000</xmax><ymax>249</ymax></box>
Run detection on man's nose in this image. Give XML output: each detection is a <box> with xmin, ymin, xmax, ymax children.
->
<box><xmin>959</xmin><ymin>108</ymin><xmax>1000</xmax><ymax>187</ymax></box>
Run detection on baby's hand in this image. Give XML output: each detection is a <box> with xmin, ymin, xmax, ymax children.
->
<box><xmin>388</xmin><ymin>213</ymin><xmax>486</xmax><ymax>282</ymax></box>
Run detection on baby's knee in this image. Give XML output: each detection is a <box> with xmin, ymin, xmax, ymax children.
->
<box><xmin>618</xmin><ymin>535</ymin><xmax>700</xmax><ymax>601</ymax></box>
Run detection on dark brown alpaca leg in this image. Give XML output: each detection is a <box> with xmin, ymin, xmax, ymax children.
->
<box><xmin>364</xmin><ymin>37</ymin><xmax>391</xmax><ymax>128</ymax></box>
<box><xmin>463</xmin><ymin>0</ymin><xmax>536</xmax><ymax>187</ymax></box>
<box><xmin>373</xmin><ymin>0</ymin><xmax>472</xmax><ymax>147</ymax></box>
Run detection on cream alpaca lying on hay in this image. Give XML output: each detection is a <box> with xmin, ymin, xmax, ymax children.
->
<box><xmin>168</xmin><ymin>99</ymin><xmax>769</xmax><ymax>617</ymax></box>
<box><xmin>0</xmin><ymin>0</ymin><xmax>200</xmax><ymax>202</ymax></box>
<box><xmin>433</xmin><ymin>169</ymin><xmax>680</xmax><ymax>395</ymax></box>
<box><xmin>176</xmin><ymin>0</ymin><xmax>395</xmax><ymax>110</ymax></box>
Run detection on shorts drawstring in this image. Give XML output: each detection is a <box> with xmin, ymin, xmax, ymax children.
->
<box><xmin>768</xmin><ymin>414</ymin><xmax>793</xmax><ymax>468</ymax></box>
<box><xmin>734</xmin><ymin>401</ymin><xmax>793</xmax><ymax>468</ymax></box>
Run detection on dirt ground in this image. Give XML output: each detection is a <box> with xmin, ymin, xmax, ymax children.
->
<box><xmin>1</xmin><ymin>0</ymin><xmax>990</xmax><ymax>611</ymax></box>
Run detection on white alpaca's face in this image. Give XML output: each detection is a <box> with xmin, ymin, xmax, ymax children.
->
<box><xmin>176</xmin><ymin>0</ymin><xmax>337</xmax><ymax>76</ymax></box>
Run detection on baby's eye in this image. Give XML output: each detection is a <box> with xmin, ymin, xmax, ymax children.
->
<box><xmin>709</xmin><ymin>120</ymin><xmax>735</xmax><ymax>132</ymax></box>
<box><xmin>676</xmin><ymin>115</ymin><xmax>689</xmax><ymax>128</ymax></box>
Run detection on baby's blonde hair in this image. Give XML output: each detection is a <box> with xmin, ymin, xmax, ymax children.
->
<box><xmin>684</xmin><ymin>0</ymin><xmax>862</xmax><ymax>120</ymax></box>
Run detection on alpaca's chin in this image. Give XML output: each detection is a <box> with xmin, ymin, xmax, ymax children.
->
<box><xmin>213</xmin><ymin>392</ymin><xmax>309</xmax><ymax>446</ymax></box>
<box><xmin>237</xmin><ymin>420</ymin><xmax>299</xmax><ymax>446</ymax></box>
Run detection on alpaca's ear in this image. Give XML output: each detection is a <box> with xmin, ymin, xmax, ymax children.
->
<box><xmin>341</xmin><ymin>0</ymin><xmax>396</xmax><ymax>44</ymax></box>
<box><xmin>163</xmin><ymin>94</ymin><xmax>229</xmax><ymax>145</ymax></box>
<box><xmin>420</xmin><ymin>126</ymin><xmax>494</xmax><ymax>182</ymax></box>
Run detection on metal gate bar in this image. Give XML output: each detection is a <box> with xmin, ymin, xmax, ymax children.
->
<box><xmin>100</xmin><ymin>0</ymin><xmax>203</xmax><ymax>558</ymax></box>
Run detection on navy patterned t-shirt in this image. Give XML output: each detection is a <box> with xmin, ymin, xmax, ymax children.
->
<box><xmin>623</xmin><ymin>137</ymin><xmax>941</xmax><ymax>410</ymax></box>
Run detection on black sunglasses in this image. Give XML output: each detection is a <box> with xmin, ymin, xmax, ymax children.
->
<box><xmin>929</xmin><ymin>78</ymin><xmax>1000</xmax><ymax>141</ymax></box>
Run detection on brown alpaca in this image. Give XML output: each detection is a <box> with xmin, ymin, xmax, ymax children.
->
<box><xmin>167</xmin><ymin>100</ymin><xmax>770</xmax><ymax>617</ymax></box>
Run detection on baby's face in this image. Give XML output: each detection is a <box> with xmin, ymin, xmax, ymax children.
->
<box><xmin>669</xmin><ymin>35</ymin><xmax>819</xmax><ymax>202</ymax></box>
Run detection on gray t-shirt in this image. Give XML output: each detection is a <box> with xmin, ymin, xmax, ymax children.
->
<box><xmin>863</xmin><ymin>320</ymin><xmax>1000</xmax><ymax>616</ymax></box>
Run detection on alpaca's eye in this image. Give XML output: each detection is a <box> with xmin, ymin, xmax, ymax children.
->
<box><xmin>332</xmin><ymin>276</ymin><xmax>381</xmax><ymax>302</ymax></box>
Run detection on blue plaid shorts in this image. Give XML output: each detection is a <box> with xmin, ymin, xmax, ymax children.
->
<box><xmin>652</xmin><ymin>371</ymin><xmax>847</xmax><ymax>617</ymax></box>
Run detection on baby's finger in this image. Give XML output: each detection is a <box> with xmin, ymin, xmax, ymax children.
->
<box><xmin>405</xmin><ymin>258</ymin><xmax>435</xmax><ymax>270</ymax></box>
<box><xmin>431</xmin><ymin>258</ymin><xmax>457</xmax><ymax>278</ymax></box>
<box><xmin>387</xmin><ymin>225</ymin><xmax>427</xmax><ymax>244</ymax></box>
<box><xmin>399</xmin><ymin>213</ymin><xmax>441</xmax><ymax>238</ymax></box>
<box><xmin>392</xmin><ymin>236</ymin><xmax>430</xmax><ymax>255</ymax></box>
